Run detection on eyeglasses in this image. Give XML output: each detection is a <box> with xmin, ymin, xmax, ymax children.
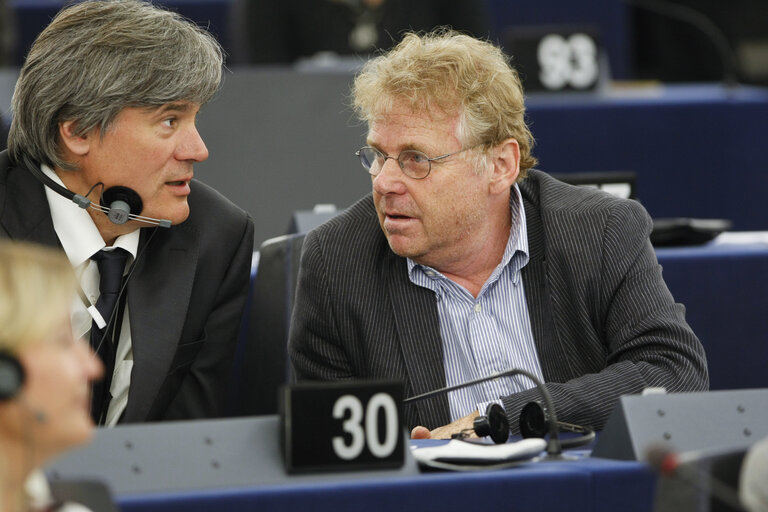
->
<box><xmin>355</xmin><ymin>144</ymin><xmax>481</xmax><ymax>180</ymax></box>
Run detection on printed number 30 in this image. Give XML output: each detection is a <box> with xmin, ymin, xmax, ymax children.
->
<box><xmin>332</xmin><ymin>393</ymin><xmax>399</xmax><ymax>460</ymax></box>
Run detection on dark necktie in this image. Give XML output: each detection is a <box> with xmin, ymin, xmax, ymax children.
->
<box><xmin>89</xmin><ymin>248</ymin><xmax>129</xmax><ymax>424</ymax></box>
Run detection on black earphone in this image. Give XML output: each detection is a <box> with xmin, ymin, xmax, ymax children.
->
<box><xmin>0</xmin><ymin>350</ymin><xmax>48</xmax><ymax>423</ymax></box>
<box><xmin>471</xmin><ymin>403</ymin><xmax>510</xmax><ymax>444</ymax></box>
<box><xmin>519</xmin><ymin>400</ymin><xmax>595</xmax><ymax>449</ymax></box>
<box><xmin>0</xmin><ymin>350</ymin><xmax>25</xmax><ymax>401</ymax></box>
<box><xmin>453</xmin><ymin>401</ymin><xmax>595</xmax><ymax>449</ymax></box>
<box><xmin>406</xmin><ymin>368</ymin><xmax>581</xmax><ymax>456</ymax></box>
<box><xmin>451</xmin><ymin>403</ymin><xmax>510</xmax><ymax>444</ymax></box>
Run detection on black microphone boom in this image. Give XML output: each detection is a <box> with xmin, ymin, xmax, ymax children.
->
<box><xmin>626</xmin><ymin>0</ymin><xmax>739</xmax><ymax>87</ymax></box>
<box><xmin>403</xmin><ymin>368</ymin><xmax>565</xmax><ymax>458</ymax></box>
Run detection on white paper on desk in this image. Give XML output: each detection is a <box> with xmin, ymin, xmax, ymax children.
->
<box><xmin>412</xmin><ymin>438</ymin><xmax>547</xmax><ymax>464</ymax></box>
<box><xmin>713</xmin><ymin>231</ymin><xmax>768</xmax><ymax>245</ymax></box>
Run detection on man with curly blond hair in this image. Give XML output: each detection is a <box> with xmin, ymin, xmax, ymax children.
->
<box><xmin>289</xmin><ymin>30</ymin><xmax>707</xmax><ymax>439</ymax></box>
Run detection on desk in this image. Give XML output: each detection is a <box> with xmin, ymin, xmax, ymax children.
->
<box><xmin>115</xmin><ymin>452</ymin><xmax>655</xmax><ymax>512</ymax></box>
<box><xmin>527</xmin><ymin>84</ymin><xmax>768</xmax><ymax>230</ymax></box>
<box><xmin>656</xmin><ymin>237</ymin><xmax>768</xmax><ymax>390</ymax></box>
<box><xmin>45</xmin><ymin>416</ymin><xmax>657</xmax><ymax>512</ymax></box>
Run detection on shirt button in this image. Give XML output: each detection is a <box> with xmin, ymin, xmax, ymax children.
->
<box><xmin>474</xmin><ymin>303</ymin><xmax>482</xmax><ymax>313</ymax></box>
<box><xmin>426</xmin><ymin>271</ymin><xmax>435</xmax><ymax>277</ymax></box>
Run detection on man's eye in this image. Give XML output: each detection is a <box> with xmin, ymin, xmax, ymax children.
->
<box><xmin>404</xmin><ymin>152</ymin><xmax>428</xmax><ymax>164</ymax></box>
<box><xmin>162</xmin><ymin>117</ymin><xmax>177</xmax><ymax>128</ymax></box>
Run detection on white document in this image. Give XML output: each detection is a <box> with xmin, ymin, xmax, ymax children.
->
<box><xmin>412</xmin><ymin>438</ymin><xmax>547</xmax><ymax>465</ymax></box>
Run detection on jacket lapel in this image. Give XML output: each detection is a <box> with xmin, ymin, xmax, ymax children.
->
<box><xmin>519</xmin><ymin>177</ymin><xmax>562</xmax><ymax>382</ymax></box>
<box><xmin>384</xmin><ymin>250</ymin><xmax>450</xmax><ymax>429</ymax></box>
<box><xmin>0</xmin><ymin>156</ymin><xmax>61</xmax><ymax>246</ymax></box>
<box><xmin>123</xmin><ymin>223</ymin><xmax>198</xmax><ymax>422</ymax></box>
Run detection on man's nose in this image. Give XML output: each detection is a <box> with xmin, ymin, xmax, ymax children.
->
<box><xmin>177</xmin><ymin>125</ymin><xmax>209</xmax><ymax>162</ymax></box>
<box><xmin>372</xmin><ymin>156</ymin><xmax>407</xmax><ymax>195</ymax></box>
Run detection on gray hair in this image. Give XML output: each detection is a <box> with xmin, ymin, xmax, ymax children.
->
<box><xmin>8</xmin><ymin>0</ymin><xmax>224</xmax><ymax>171</ymax></box>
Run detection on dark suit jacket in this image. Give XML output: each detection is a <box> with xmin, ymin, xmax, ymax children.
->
<box><xmin>0</xmin><ymin>150</ymin><xmax>254</xmax><ymax>423</ymax></box>
<box><xmin>288</xmin><ymin>170</ymin><xmax>709</xmax><ymax>432</ymax></box>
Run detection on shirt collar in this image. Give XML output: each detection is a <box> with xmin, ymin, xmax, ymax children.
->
<box><xmin>42</xmin><ymin>164</ymin><xmax>140</xmax><ymax>267</ymax></box>
<box><xmin>407</xmin><ymin>183</ymin><xmax>529</xmax><ymax>282</ymax></box>
<box><xmin>502</xmin><ymin>183</ymin><xmax>530</xmax><ymax>274</ymax></box>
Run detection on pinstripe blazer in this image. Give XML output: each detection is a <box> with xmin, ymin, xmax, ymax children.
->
<box><xmin>288</xmin><ymin>170</ymin><xmax>709</xmax><ymax>432</ymax></box>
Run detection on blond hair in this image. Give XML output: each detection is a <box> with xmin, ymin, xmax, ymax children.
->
<box><xmin>0</xmin><ymin>242</ymin><xmax>76</xmax><ymax>354</ymax></box>
<box><xmin>352</xmin><ymin>29</ymin><xmax>538</xmax><ymax>178</ymax></box>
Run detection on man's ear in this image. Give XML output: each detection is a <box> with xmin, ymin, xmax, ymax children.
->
<box><xmin>58</xmin><ymin>120</ymin><xmax>91</xmax><ymax>157</ymax></box>
<box><xmin>488</xmin><ymin>138</ymin><xmax>520</xmax><ymax>194</ymax></box>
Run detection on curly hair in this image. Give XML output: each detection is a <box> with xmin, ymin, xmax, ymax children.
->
<box><xmin>352</xmin><ymin>29</ymin><xmax>537</xmax><ymax>178</ymax></box>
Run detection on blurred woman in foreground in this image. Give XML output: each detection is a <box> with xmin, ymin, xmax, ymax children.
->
<box><xmin>0</xmin><ymin>241</ymin><xmax>103</xmax><ymax>512</ymax></box>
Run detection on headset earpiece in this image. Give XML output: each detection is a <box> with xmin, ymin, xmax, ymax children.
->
<box><xmin>101</xmin><ymin>186</ymin><xmax>143</xmax><ymax>225</ymax></box>
<box><xmin>519</xmin><ymin>400</ymin><xmax>596</xmax><ymax>449</ymax></box>
<box><xmin>519</xmin><ymin>400</ymin><xmax>550</xmax><ymax>438</ymax></box>
<box><xmin>473</xmin><ymin>403</ymin><xmax>510</xmax><ymax>444</ymax></box>
<box><xmin>0</xmin><ymin>351</ymin><xmax>25</xmax><ymax>401</ymax></box>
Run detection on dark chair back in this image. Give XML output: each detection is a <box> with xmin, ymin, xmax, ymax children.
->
<box><xmin>231</xmin><ymin>233</ymin><xmax>305</xmax><ymax>416</ymax></box>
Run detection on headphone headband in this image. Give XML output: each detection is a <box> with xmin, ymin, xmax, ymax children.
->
<box><xmin>24</xmin><ymin>161</ymin><xmax>171</xmax><ymax>228</ymax></box>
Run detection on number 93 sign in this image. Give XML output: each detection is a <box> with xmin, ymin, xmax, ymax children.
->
<box><xmin>505</xmin><ymin>27</ymin><xmax>604</xmax><ymax>92</ymax></box>
<box><xmin>280</xmin><ymin>381</ymin><xmax>405</xmax><ymax>473</ymax></box>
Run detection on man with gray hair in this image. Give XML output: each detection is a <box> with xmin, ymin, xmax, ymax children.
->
<box><xmin>0</xmin><ymin>0</ymin><xmax>254</xmax><ymax>426</ymax></box>
<box><xmin>289</xmin><ymin>30</ymin><xmax>708</xmax><ymax>439</ymax></box>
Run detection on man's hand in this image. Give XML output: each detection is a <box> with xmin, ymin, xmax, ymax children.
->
<box><xmin>410</xmin><ymin>410</ymin><xmax>480</xmax><ymax>439</ymax></box>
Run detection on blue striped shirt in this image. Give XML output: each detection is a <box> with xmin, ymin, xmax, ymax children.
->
<box><xmin>407</xmin><ymin>185</ymin><xmax>544</xmax><ymax>421</ymax></box>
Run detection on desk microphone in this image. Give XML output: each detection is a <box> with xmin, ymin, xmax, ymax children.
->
<box><xmin>646</xmin><ymin>445</ymin><xmax>746</xmax><ymax>511</ymax></box>
<box><xmin>625</xmin><ymin>0</ymin><xmax>739</xmax><ymax>88</ymax></box>
<box><xmin>403</xmin><ymin>368</ymin><xmax>565</xmax><ymax>458</ymax></box>
<box><xmin>24</xmin><ymin>158</ymin><xmax>172</xmax><ymax>228</ymax></box>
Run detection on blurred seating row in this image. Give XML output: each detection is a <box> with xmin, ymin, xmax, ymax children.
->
<box><xmin>11</xmin><ymin>0</ymin><xmax>767</xmax><ymax>84</ymax></box>
<box><xmin>6</xmin><ymin>0</ymin><xmax>233</xmax><ymax>66</ymax></box>
<box><xmin>8</xmin><ymin>0</ymin><xmax>632</xmax><ymax>73</ymax></box>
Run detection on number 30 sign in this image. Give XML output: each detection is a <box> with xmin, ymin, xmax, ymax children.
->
<box><xmin>281</xmin><ymin>381</ymin><xmax>405</xmax><ymax>473</ymax></box>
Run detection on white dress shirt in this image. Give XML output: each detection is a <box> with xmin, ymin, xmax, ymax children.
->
<box><xmin>42</xmin><ymin>165</ymin><xmax>140</xmax><ymax>426</ymax></box>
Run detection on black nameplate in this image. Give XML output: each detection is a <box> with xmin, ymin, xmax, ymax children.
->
<box><xmin>281</xmin><ymin>380</ymin><xmax>405</xmax><ymax>474</ymax></box>
<box><xmin>503</xmin><ymin>25</ymin><xmax>605</xmax><ymax>92</ymax></box>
